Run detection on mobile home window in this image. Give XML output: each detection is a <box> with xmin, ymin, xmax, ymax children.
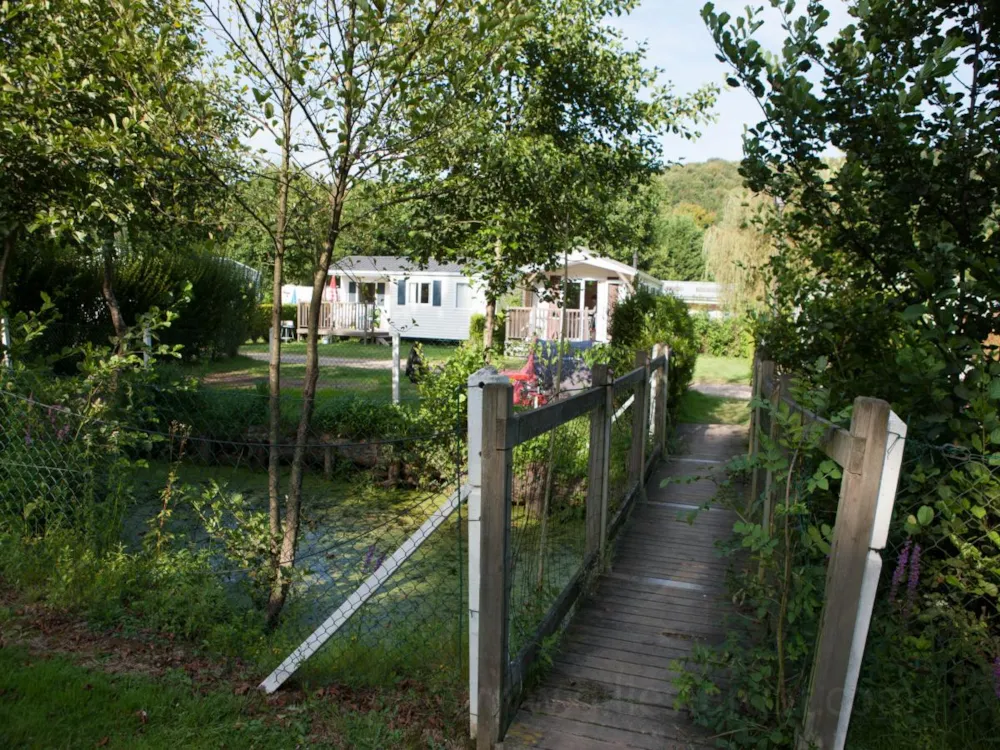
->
<box><xmin>455</xmin><ymin>282</ymin><xmax>471</xmax><ymax>308</ymax></box>
<box><xmin>409</xmin><ymin>282</ymin><xmax>431</xmax><ymax>305</ymax></box>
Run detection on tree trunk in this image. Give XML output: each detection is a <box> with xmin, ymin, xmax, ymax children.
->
<box><xmin>483</xmin><ymin>237</ymin><xmax>503</xmax><ymax>350</ymax></box>
<box><xmin>267</xmin><ymin>79</ymin><xmax>294</xmax><ymax>579</ymax></box>
<box><xmin>0</xmin><ymin>232</ymin><xmax>14</xmax><ymax>304</ymax></box>
<box><xmin>483</xmin><ymin>297</ymin><xmax>496</xmax><ymax>349</ymax></box>
<box><xmin>101</xmin><ymin>239</ymin><xmax>127</xmax><ymax>345</ymax></box>
<box><xmin>266</xmin><ymin>180</ymin><xmax>348</xmax><ymax>628</ymax></box>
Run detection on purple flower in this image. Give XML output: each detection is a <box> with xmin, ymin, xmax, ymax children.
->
<box><xmin>375</xmin><ymin>552</ymin><xmax>386</xmax><ymax>571</ymax></box>
<box><xmin>890</xmin><ymin>540</ymin><xmax>911</xmax><ymax>604</ymax></box>
<box><xmin>362</xmin><ymin>544</ymin><xmax>376</xmax><ymax>574</ymax></box>
<box><xmin>904</xmin><ymin>543</ymin><xmax>922</xmax><ymax>618</ymax></box>
<box><xmin>23</xmin><ymin>427</ymin><xmax>32</xmax><ymax>446</ymax></box>
<box><xmin>56</xmin><ymin>424</ymin><xmax>70</xmax><ymax>441</ymax></box>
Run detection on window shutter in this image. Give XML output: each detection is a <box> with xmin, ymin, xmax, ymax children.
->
<box><xmin>432</xmin><ymin>280</ymin><xmax>442</xmax><ymax>307</ymax></box>
<box><xmin>397</xmin><ymin>280</ymin><xmax>406</xmax><ymax>305</ymax></box>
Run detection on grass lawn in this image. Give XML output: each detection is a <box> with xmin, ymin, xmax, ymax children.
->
<box><xmin>0</xmin><ymin>644</ymin><xmax>301</xmax><ymax>749</ymax></box>
<box><xmin>692</xmin><ymin>355</ymin><xmax>752</xmax><ymax>385</ymax></box>
<box><xmin>678</xmin><ymin>390</ymin><xmax>750</xmax><ymax>426</ymax></box>
<box><xmin>0</xmin><ymin>643</ymin><xmax>458</xmax><ymax>749</ymax></box>
<box><xmin>159</xmin><ymin>355</ymin><xmax>422</xmax><ymax>401</ymax></box>
<box><xmin>241</xmin><ymin>339</ymin><xmax>458</xmax><ymax>363</ymax></box>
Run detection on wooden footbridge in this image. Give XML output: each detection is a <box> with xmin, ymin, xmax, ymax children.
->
<box><xmin>504</xmin><ymin>423</ymin><xmax>746</xmax><ymax>750</ymax></box>
<box><xmin>466</xmin><ymin>349</ymin><xmax>747</xmax><ymax>750</ymax></box>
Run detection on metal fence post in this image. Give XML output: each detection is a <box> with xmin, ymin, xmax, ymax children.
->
<box><xmin>586</xmin><ymin>364</ymin><xmax>612</xmax><ymax>557</ymax></box>
<box><xmin>800</xmin><ymin>397</ymin><xmax>892</xmax><ymax>750</ymax></box>
<box><xmin>629</xmin><ymin>350</ymin><xmax>650</xmax><ymax>489</ymax></box>
<box><xmin>392</xmin><ymin>332</ymin><xmax>401</xmax><ymax>405</ymax></box>
<box><xmin>468</xmin><ymin>369</ymin><xmax>511</xmax><ymax>746</ymax></box>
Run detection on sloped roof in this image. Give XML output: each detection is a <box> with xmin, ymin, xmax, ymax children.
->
<box><xmin>330</xmin><ymin>255</ymin><xmax>465</xmax><ymax>276</ymax></box>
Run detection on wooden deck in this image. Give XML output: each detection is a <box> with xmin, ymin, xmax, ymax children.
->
<box><xmin>504</xmin><ymin>422</ymin><xmax>747</xmax><ymax>750</ymax></box>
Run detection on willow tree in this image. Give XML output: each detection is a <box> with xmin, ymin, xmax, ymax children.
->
<box><xmin>703</xmin><ymin>189</ymin><xmax>774</xmax><ymax>312</ymax></box>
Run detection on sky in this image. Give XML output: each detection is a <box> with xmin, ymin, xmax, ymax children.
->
<box><xmin>610</xmin><ymin>1</ymin><xmax>852</xmax><ymax>165</ymax></box>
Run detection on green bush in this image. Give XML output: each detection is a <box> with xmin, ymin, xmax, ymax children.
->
<box><xmin>249</xmin><ymin>304</ymin><xmax>298</xmax><ymax>343</ymax></box>
<box><xmin>608</xmin><ymin>290</ymin><xmax>697</xmax><ymax>416</ymax></box>
<box><xmin>691</xmin><ymin>312</ymin><xmax>754</xmax><ymax>358</ymax></box>
<box><xmin>469</xmin><ymin>312</ymin><xmax>505</xmax><ymax>349</ymax></box>
<box><xmin>312</xmin><ymin>395</ymin><xmax>410</xmax><ymax>441</ymax></box>
<box><xmin>9</xmin><ymin>247</ymin><xmax>259</xmax><ymax>360</ymax></box>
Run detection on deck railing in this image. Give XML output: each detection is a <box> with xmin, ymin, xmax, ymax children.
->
<box><xmin>505</xmin><ymin>307</ymin><xmax>595</xmax><ymax>341</ymax></box>
<box><xmin>296</xmin><ymin>301</ymin><xmax>377</xmax><ymax>333</ymax></box>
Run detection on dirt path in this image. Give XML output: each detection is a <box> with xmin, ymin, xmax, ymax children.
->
<box><xmin>241</xmin><ymin>351</ymin><xmax>394</xmax><ymax>370</ymax></box>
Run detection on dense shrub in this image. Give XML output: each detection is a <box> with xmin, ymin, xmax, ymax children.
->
<box><xmin>469</xmin><ymin>312</ymin><xmax>506</xmax><ymax>349</ymax></box>
<box><xmin>248</xmin><ymin>304</ymin><xmax>298</xmax><ymax>343</ymax></box>
<box><xmin>691</xmin><ymin>312</ymin><xmax>754</xmax><ymax>358</ymax></box>
<box><xmin>312</xmin><ymin>395</ymin><xmax>411</xmax><ymax>441</ymax></box>
<box><xmin>608</xmin><ymin>290</ymin><xmax>697</xmax><ymax>415</ymax></box>
<box><xmin>9</xmin><ymin>247</ymin><xmax>259</xmax><ymax>360</ymax></box>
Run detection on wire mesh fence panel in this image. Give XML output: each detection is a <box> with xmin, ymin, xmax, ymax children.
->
<box><xmin>0</xmin><ymin>365</ymin><xmax>470</xmax><ymax>702</ymax></box>
<box><xmin>607</xmin><ymin>380</ymin><xmax>637</xmax><ymax>525</ymax></box>
<box><xmin>506</xmin><ymin>413</ymin><xmax>591</xmax><ymax>678</ymax></box>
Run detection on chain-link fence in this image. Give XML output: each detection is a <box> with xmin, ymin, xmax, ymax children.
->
<box><xmin>0</xmin><ymin>364</ymin><xmax>469</xmax><ymax>707</ymax></box>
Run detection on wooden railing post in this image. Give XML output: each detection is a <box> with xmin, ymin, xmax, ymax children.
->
<box><xmin>586</xmin><ymin>364</ymin><xmax>612</xmax><ymax>556</ymax></box>
<box><xmin>800</xmin><ymin>397</ymin><xmax>891</xmax><ymax>750</ymax></box>
<box><xmin>629</xmin><ymin>351</ymin><xmax>650</xmax><ymax>489</ymax></box>
<box><xmin>476</xmin><ymin>377</ymin><xmax>514</xmax><ymax>749</ymax></box>
<box><xmin>651</xmin><ymin>343</ymin><xmax>668</xmax><ymax>459</ymax></box>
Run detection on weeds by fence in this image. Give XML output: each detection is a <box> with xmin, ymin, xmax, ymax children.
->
<box><xmin>675</xmin><ymin>358</ymin><xmax>1000</xmax><ymax>750</ymax></box>
<box><xmin>0</xmin><ymin>367</ymin><xmax>470</xmax><ymax>712</ymax></box>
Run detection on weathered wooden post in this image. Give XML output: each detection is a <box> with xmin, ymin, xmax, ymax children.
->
<box><xmin>467</xmin><ymin>368</ymin><xmax>512</xmax><ymax>745</ymax></box>
<box><xmin>391</xmin><ymin>332</ymin><xmax>401</xmax><ymax>405</ymax></box>
<box><xmin>586</xmin><ymin>364</ymin><xmax>612</xmax><ymax>556</ymax></box>
<box><xmin>629</xmin><ymin>351</ymin><xmax>650</xmax><ymax>489</ymax></box>
<box><xmin>651</xmin><ymin>343</ymin><xmax>668</xmax><ymax>460</ymax></box>
<box><xmin>799</xmin><ymin>397</ymin><xmax>895</xmax><ymax>750</ymax></box>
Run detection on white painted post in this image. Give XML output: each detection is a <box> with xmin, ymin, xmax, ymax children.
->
<box><xmin>832</xmin><ymin>411</ymin><xmax>907</xmax><ymax>750</ymax></box>
<box><xmin>142</xmin><ymin>327</ymin><xmax>152</xmax><ymax>367</ymax></box>
<box><xmin>392</xmin><ymin>332</ymin><xmax>401</xmax><ymax>405</ymax></box>
<box><xmin>467</xmin><ymin>366</ymin><xmax>508</xmax><ymax>740</ymax></box>
<box><xmin>1</xmin><ymin>314</ymin><xmax>11</xmax><ymax>370</ymax></box>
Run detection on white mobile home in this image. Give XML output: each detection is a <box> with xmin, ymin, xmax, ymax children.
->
<box><xmin>283</xmin><ymin>251</ymin><xmax>698</xmax><ymax>343</ymax></box>
<box><xmin>505</xmin><ymin>251</ymin><xmax>666</xmax><ymax>344</ymax></box>
<box><xmin>288</xmin><ymin>256</ymin><xmax>488</xmax><ymax>341</ymax></box>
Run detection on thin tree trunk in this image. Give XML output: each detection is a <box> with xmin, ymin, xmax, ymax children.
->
<box><xmin>0</xmin><ymin>233</ymin><xmax>14</xmax><ymax>304</ymax></box>
<box><xmin>266</xmin><ymin>176</ymin><xmax>349</xmax><ymax>627</ymax></box>
<box><xmin>537</xmin><ymin>248</ymin><xmax>569</xmax><ymax>588</ymax></box>
<box><xmin>483</xmin><ymin>238</ymin><xmax>503</xmax><ymax>350</ymax></box>
<box><xmin>101</xmin><ymin>240</ymin><xmax>127</xmax><ymax>345</ymax></box>
<box><xmin>267</xmin><ymin>79</ymin><xmax>294</xmax><ymax>576</ymax></box>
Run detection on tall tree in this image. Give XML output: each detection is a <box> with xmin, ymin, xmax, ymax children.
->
<box><xmin>210</xmin><ymin>0</ymin><xmax>524</xmax><ymax>624</ymax></box>
<box><xmin>704</xmin><ymin>0</ymin><xmax>1000</xmax><ymax>438</ymax></box>
<box><xmin>410</xmin><ymin>0</ymin><xmax>716</xmax><ymax>347</ymax></box>
<box><xmin>702</xmin><ymin>188</ymin><xmax>773</xmax><ymax>312</ymax></box>
<box><xmin>0</xmin><ymin>0</ymin><xmax>234</xmax><ymax>344</ymax></box>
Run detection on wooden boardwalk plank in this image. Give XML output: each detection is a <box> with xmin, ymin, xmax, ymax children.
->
<box><xmin>503</xmin><ymin>422</ymin><xmax>746</xmax><ymax>749</ymax></box>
